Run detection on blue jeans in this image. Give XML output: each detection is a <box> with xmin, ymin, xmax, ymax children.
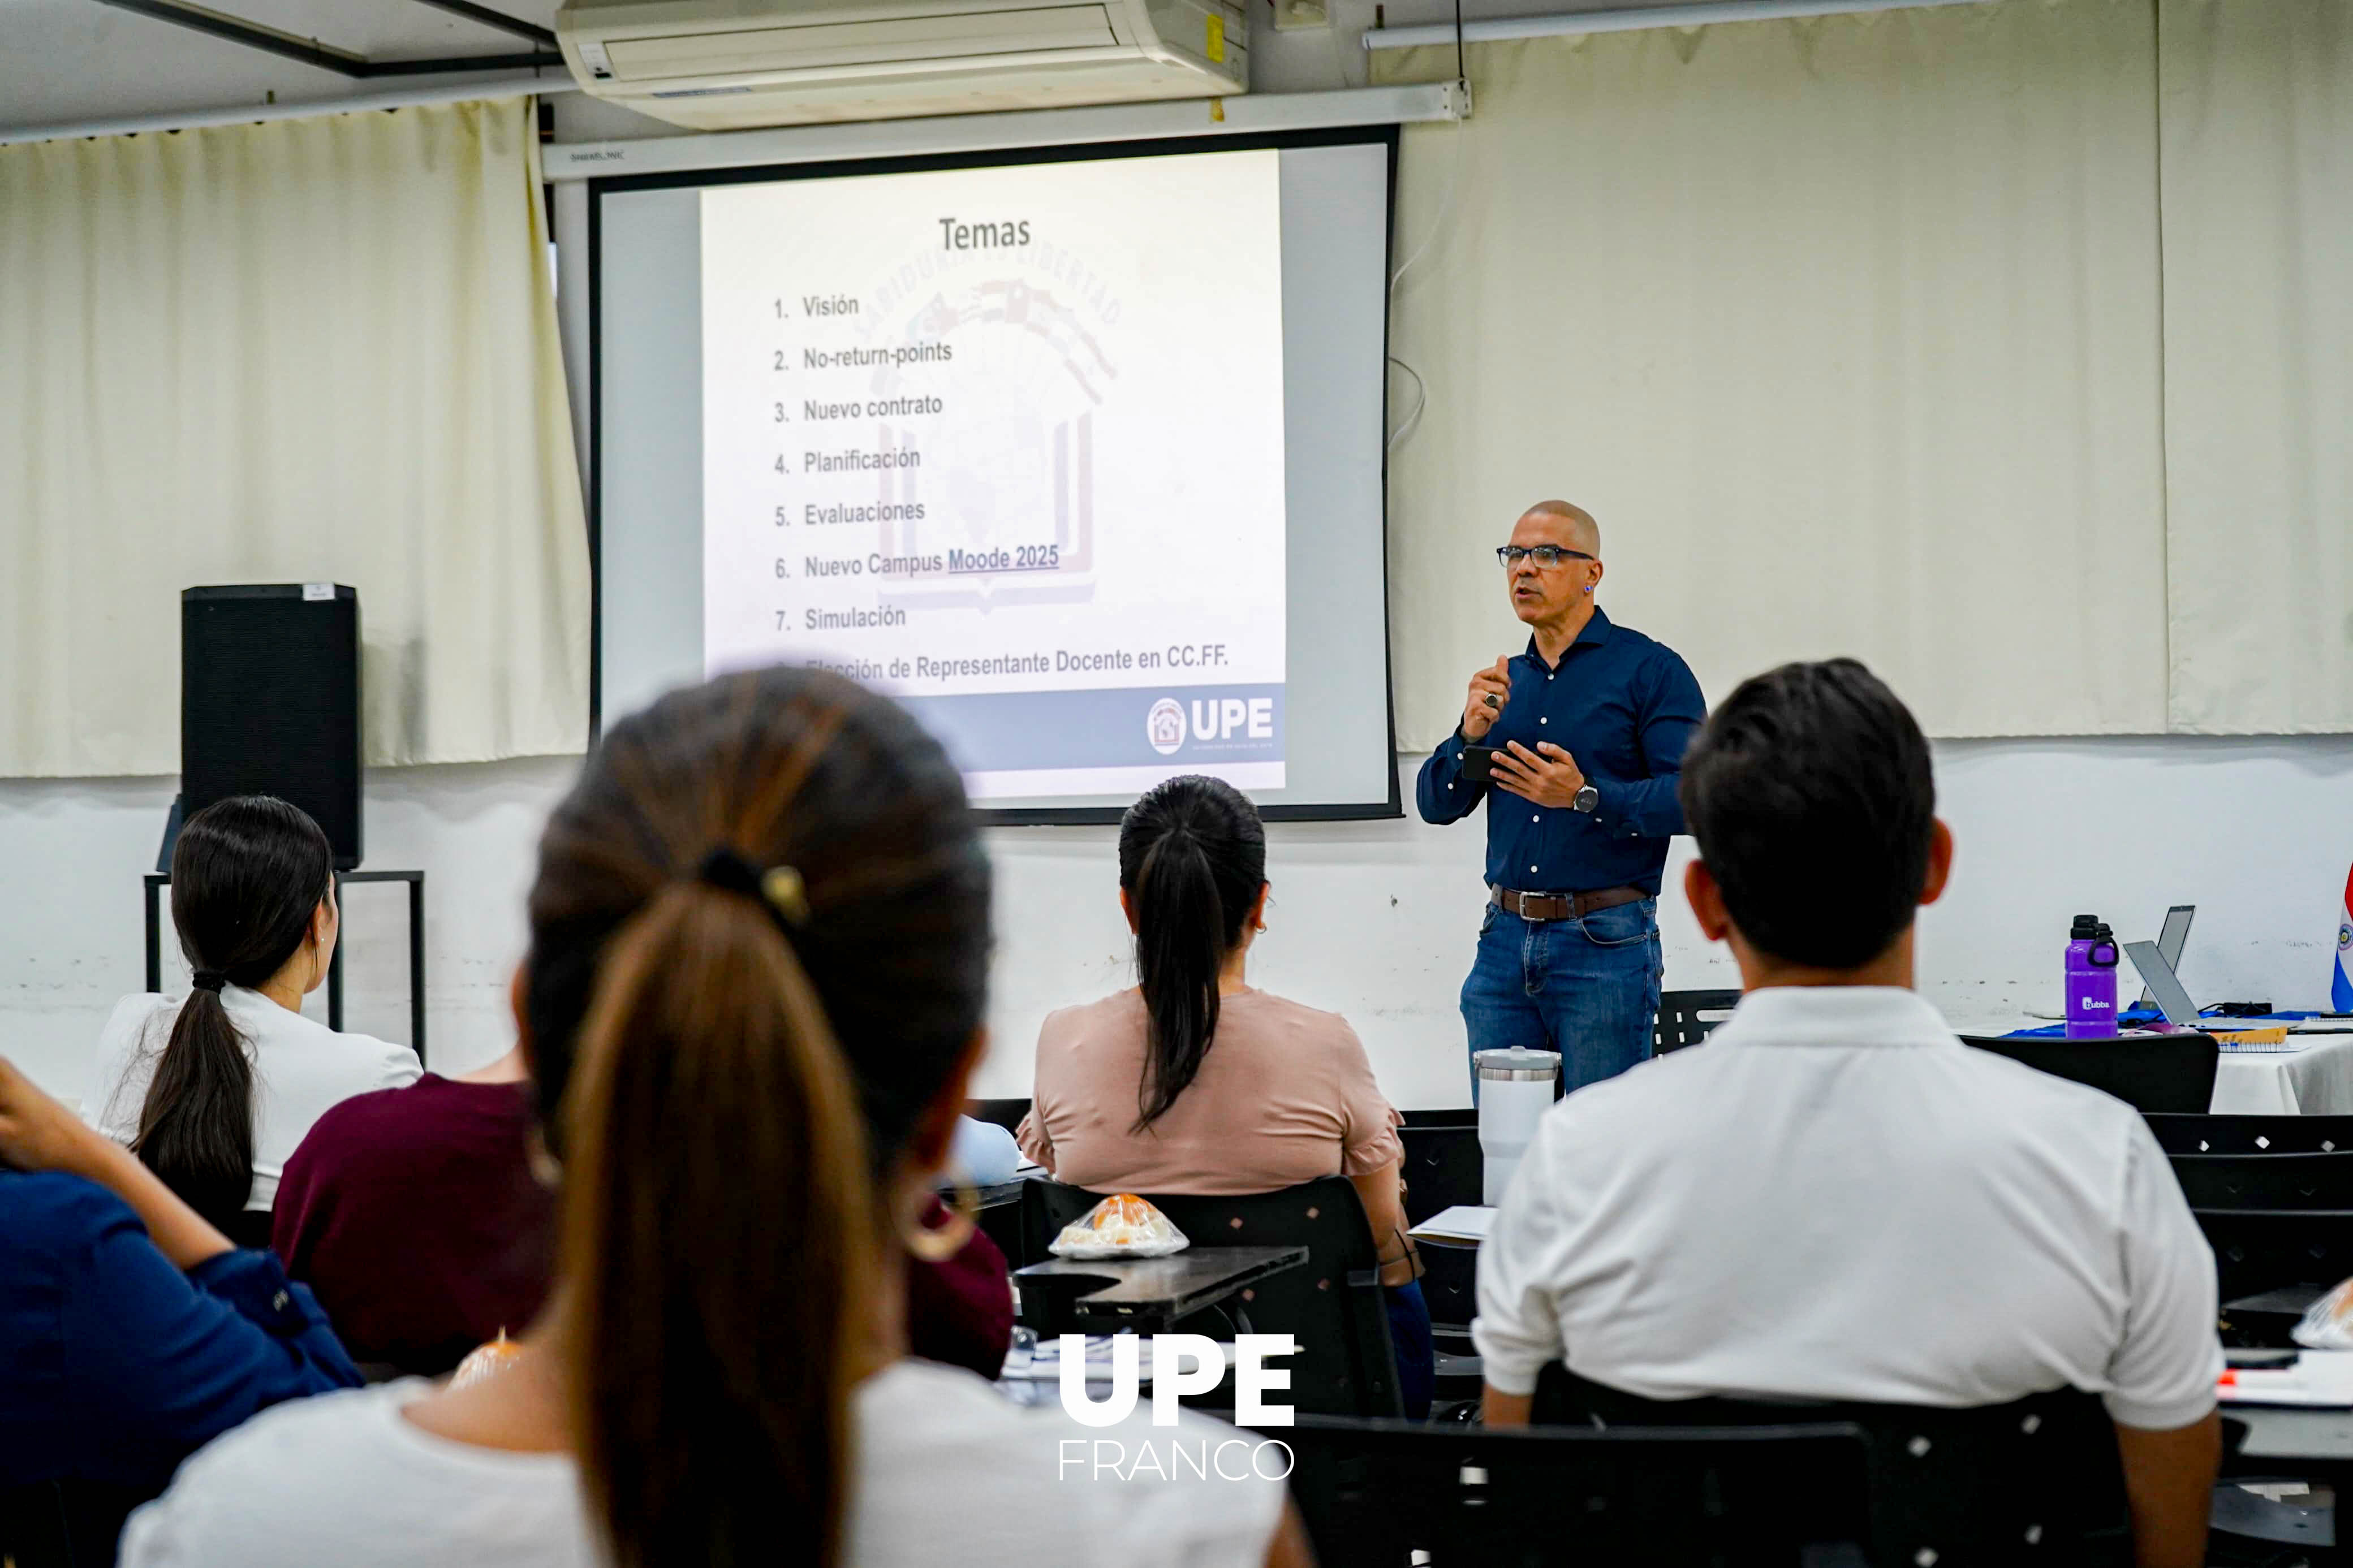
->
<box><xmin>1384</xmin><ymin>1280</ymin><xmax>1434</xmax><ymax>1420</ymax></box>
<box><xmin>1462</xmin><ymin>898</ymin><xmax>1664</xmax><ymax>1098</ymax></box>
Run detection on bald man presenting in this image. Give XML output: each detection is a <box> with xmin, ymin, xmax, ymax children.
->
<box><xmin>1416</xmin><ymin>502</ymin><xmax>1705</xmax><ymax>1096</ymax></box>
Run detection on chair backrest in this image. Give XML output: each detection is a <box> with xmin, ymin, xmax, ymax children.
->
<box><xmin>1959</xmin><ymin>1032</ymin><xmax>2218</xmax><ymax>1114</ymax></box>
<box><xmin>2193</xmin><ymin>1208</ymin><xmax>2353</xmax><ymax>1304</ymax></box>
<box><xmin>1654</xmin><ymin>988</ymin><xmax>1742</xmax><ymax>1055</ymax></box>
<box><xmin>2171</xmin><ymin>1151</ymin><xmax>2353</xmax><ymax>1210</ymax></box>
<box><xmin>1532</xmin><ymin>1366</ymin><xmax>2132</xmax><ymax>1567</ymax></box>
<box><xmin>2147</xmin><ymin>1112</ymin><xmax>2353</xmax><ymax>1155</ymax></box>
<box><xmin>1275</xmin><ymin>1413</ymin><xmax>1871</xmax><ymax>1567</ymax></box>
<box><xmin>222</xmin><ymin>1209</ymin><xmax>274</xmax><ymax>1251</ymax></box>
<box><xmin>1022</xmin><ymin>1176</ymin><xmax>1402</xmax><ymax>1418</ymax></box>
<box><xmin>1396</xmin><ymin>1124</ymin><xmax>1483</xmax><ymax>1329</ymax></box>
<box><xmin>1398</xmin><ymin>1124</ymin><xmax>1481</xmax><ymax>1225</ymax></box>
<box><xmin>0</xmin><ymin>1481</ymin><xmax>155</xmax><ymax>1568</ymax></box>
<box><xmin>962</xmin><ymin>1096</ymin><xmax>1031</xmax><ymax>1134</ymax></box>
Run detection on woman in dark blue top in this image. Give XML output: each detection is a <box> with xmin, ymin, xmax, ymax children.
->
<box><xmin>0</xmin><ymin>1054</ymin><xmax>359</xmax><ymax>1560</ymax></box>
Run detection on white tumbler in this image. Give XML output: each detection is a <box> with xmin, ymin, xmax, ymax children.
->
<box><xmin>1476</xmin><ymin>1047</ymin><xmax>1562</xmax><ymax>1205</ymax></box>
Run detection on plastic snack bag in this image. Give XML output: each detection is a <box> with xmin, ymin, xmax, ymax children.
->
<box><xmin>1049</xmin><ymin>1193</ymin><xmax>1190</xmax><ymax>1260</ymax></box>
<box><xmin>450</xmin><ymin>1329</ymin><xmax>525</xmax><ymax>1389</ymax></box>
<box><xmin>2292</xmin><ymin>1278</ymin><xmax>2353</xmax><ymax>1349</ymax></box>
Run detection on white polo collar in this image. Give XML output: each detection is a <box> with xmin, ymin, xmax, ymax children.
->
<box><xmin>1709</xmin><ymin>986</ymin><xmax>1958</xmax><ymax>1050</ymax></box>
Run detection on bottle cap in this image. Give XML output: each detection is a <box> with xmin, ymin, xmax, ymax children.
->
<box><xmin>2070</xmin><ymin>914</ymin><xmax>2101</xmax><ymax>940</ymax></box>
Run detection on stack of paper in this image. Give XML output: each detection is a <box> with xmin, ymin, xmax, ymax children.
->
<box><xmin>2219</xmin><ymin>1350</ymin><xmax>2353</xmax><ymax>1407</ymax></box>
<box><xmin>1409</xmin><ymin>1206</ymin><xmax>1496</xmax><ymax>1244</ymax></box>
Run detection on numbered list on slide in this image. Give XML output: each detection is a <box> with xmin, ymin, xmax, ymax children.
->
<box><xmin>700</xmin><ymin>150</ymin><xmax>1288</xmax><ymax>798</ymax></box>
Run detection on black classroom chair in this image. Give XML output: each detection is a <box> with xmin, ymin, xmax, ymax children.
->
<box><xmin>2147</xmin><ymin>1112</ymin><xmax>2353</xmax><ymax>1155</ymax></box>
<box><xmin>2195</xmin><ymin>1209</ymin><xmax>2353</xmax><ymax>1319</ymax></box>
<box><xmin>1653</xmin><ymin>988</ymin><xmax>1742</xmax><ymax>1055</ymax></box>
<box><xmin>1273</xmin><ymin>1413</ymin><xmax>1872</xmax><ymax>1567</ymax></box>
<box><xmin>1398</xmin><ymin>1120</ymin><xmax>1482</xmax><ymax>1226</ymax></box>
<box><xmin>2171</xmin><ymin>1151</ymin><xmax>2353</xmax><ymax>1210</ymax></box>
<box><xmin>1021</xmin><ymin>1175</ymin><xmax>1402</xmax><ymax>1418</ymax></box>
<box><xmin>222</xmin><ymin>1210</ymin><xmax>274</xmax><ymax>1252</ymax></box>
<box><xmin>962</xmin><ymin>1096</ymin><xmax>1031</xmax><ymax>1135</ymax></box>
<box><xmin>1398</xmin><ymin>1121</ymin><xmax>1483</xmax><ymax>1333</ymax></box>
<box><xmin>1534</xmin><ymin>1366</ymin><xmax>2133</xmax><ymax>1567</ymax></box>
<box><xmin>0</xmin><ymin>1480</ymin><xmax>157</xmax><ymax>1568</ymax></box>
<box><xmin>1959</xmin><ymin>1032</ymin><xmax>2219</xmax><ymax>1115</ymax></box>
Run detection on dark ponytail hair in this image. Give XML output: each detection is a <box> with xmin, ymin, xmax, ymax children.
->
<box><xmin>136</xmin><ymin>795</ymin><xmax>334</xmax><ymax>1230</ymax></box>
<box><xmin>523</xmin><ymin>667</ymin><xmax>990</xmax><ymax>1568</ymax></box>
<box><xmin>1118</xmin><ymin>775</ymin><xmax>1266</xmax><ymax>1131</ymax></box>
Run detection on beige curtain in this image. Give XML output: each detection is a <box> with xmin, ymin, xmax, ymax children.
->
<box><xmin>1377</xmin><ymin>0</ymin><xmax>2170</xmax><ymax>748</ymax></box>
<box><xmin>2158</xmin><ymin>0</ymin><xmax>2353</xmax><ymax>733</ymax></box>
<box><xmin>0</xmin><ymin>98</ymin><xmax>590</xmax><ymax>776</ymax></box>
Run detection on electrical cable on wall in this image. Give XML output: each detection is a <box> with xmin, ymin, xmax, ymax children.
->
<box><xmin>1382</xmin><ymin>0</ymin><xmax>1468</xmax><ymax>450</ymax></box>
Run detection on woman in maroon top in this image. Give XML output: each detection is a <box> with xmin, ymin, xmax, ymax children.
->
<box><xmin>275</xmin><ymin>1039</ymin><xmax>1012</xmax><ymax>1379</ymax></box>
<box><xmin>272</xmin><ymin>1046</ymin><xmax>554</xmax><ymax>1376</ymax></box>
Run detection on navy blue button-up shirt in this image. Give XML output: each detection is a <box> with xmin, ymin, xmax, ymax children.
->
<box><xmin>0</xmin><ymin>1170</ymin><xmax>361</xmax><ymax>1493</ymax></box>
<box><xmin>1415</xmin><ymin>608</ymin><xmax>1705</xmax><ymax>896</ymax></box>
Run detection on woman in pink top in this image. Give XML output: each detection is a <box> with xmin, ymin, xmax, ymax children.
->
<box><xmin>1019</xmin><ymin>775</ymin><xmax>1432</xmax><ymax>1414</ymax></box>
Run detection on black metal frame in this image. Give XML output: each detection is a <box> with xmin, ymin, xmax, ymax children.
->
<box><xmin>85</xmin><ymin>0</ymin><xmax>563</xmax><ymax>77</ymax></box>
<box><xmin>145</xmin><ymin>870</ymin><xmax>428</xmax><ymax>1065</ymax></box>
<box><xmin>585</xmin><ymin>125</ymin><xmax>1408</xmax><ymax>827</ymax></box>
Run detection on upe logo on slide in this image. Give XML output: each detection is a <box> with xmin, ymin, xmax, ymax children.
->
<box><xmin>1147</xmin><ymin>698</ymin><xmax>1187</xmax><ymax>756</ymax></box>
<box><xmin>1057</xmin><ymin>1333</ymin><xmax>1295</xmax><ymax>1481</ymax></box>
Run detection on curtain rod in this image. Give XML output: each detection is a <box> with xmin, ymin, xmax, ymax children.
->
<box><xmin>1364</xmin><ymin>0</ymin><xmax>1992</xmax><ymax>50</ymax></box>
<box><xmin>0</xmin><ymin>74</ymin><xmax>580</xmax><ymax>149</ymax></box>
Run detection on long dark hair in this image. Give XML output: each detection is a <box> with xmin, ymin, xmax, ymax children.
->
<box><xmin>1118</xmin><ymin>775</ymin><xmax>1266</xmax><ymax>1130</ymax></box>
<box><xmin>136</xmin><ymin>795</ymin><xmax>334</xmax><ymax>1229</ymax></box>
<box><xmin>522</xmin><ymin>667</ymin><xmax>991</xmax><ymax>1568</ymax></box>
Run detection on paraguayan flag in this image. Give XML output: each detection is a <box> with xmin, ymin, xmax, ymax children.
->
<box><xmin>2336</xmin><ymin>863</ymin><xmax>2353</xmax><ymax>1014</ymax></box>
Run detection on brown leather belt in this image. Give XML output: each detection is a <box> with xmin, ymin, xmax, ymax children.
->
<box><xmin>1490</xmin><ymin>884</ymin><xmax>1647</xmax><ymax>922</ymax></box>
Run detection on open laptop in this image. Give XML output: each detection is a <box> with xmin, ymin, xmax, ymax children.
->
<box><xmin>2136</xmin><ymin>905</ymin><xmax>2195</xmax><ymax>1009</ymax></box>
<box><xmin>2124</xmin><ymin>940</ymin><xmax>2201</xmax><ymax>1029</ymax></box>
<box><xmin>2123</xmin><ymin>938</ymin><xmax>2298</xmax><ymax>1052</ymax></box>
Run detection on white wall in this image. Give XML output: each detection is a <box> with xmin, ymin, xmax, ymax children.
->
<box><xmin>10</xmin><ymin>735</ymin><xmax>2349</xmax><ymax>1113</ymax></box>
<box><xmin>0</xmin><ymin>761</ymin><xmax>572</xmax><ymax>1100</ymax></box>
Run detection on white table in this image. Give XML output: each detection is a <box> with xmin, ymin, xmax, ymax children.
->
<box><xmin>2211</xmin><ymin>1035</ymin><xmax>2353</xmax><ymax>1115</ymax></box>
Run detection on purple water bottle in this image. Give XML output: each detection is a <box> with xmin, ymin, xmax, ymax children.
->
<box><xmin>2064</xmin><ymin>915</ymin><xmax>2122</xmax><ymax>1038</ymax></box>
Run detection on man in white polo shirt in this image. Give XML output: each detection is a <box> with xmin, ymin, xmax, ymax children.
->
<box><xmin>1475</xmin><ymin>658</ymin><xmax>2221</xmax><ymax>1568</ymax></box>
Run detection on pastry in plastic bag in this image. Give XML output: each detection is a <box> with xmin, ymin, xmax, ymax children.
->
<box><xmin>1049</xmin><ymin>1193</ymin><xmax>1190</xmax><ymax>1259</ymax></box>
<box><xmin>450</xmin><ymin>1329</ymin><xmax>525</xmax><ymax>1389</ymax></box>
<box><xmin>2294</xmin><ymin>1277</ymin><xmax>2353</xmax><ymax>1349</ymax></box>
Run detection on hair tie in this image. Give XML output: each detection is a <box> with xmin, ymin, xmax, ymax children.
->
<box><xmin>191</xmin><ymin>970</ymin><xmax>229</xmax><ymax>994</ymax></box>
<box><xmin>696</xmin><ymin>847</ymin><xmax>811</xmax><ymax>929</ymax></box>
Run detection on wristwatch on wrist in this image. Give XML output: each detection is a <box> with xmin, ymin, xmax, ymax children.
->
<box><xmin>1571</xmin><ymin>784</ymin><xmax>1600</xmax><ymax>814</ymax></box>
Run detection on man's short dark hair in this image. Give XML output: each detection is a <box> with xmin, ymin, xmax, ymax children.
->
<box><xmin>1678</xmin><ymin>658</ymin><xmax>1936</xmax><ymax>969</ymax></box>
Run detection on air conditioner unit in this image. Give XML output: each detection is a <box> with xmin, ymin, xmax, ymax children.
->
<box><xmin>555</xmin><ymin>0</ymin><xmax>1249</xmax><ymax>131</ymax></box>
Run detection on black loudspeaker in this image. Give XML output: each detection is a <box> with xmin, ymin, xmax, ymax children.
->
<box><xmin>182</xmin><ymin>585</ymin><xmax>364</xmax><ymax>870</ymax></box>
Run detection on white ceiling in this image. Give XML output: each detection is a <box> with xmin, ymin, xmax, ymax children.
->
<box><xmin>0</xmin><ymin>0</ymin><xmax>570</xmax><ymax>129</ymax></box>
<box><xmin>0</xmin><ymin>0</ymin><xmax>1704</xmax><ymax>137</ymax></box>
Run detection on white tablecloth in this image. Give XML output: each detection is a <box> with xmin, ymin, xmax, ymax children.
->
<box><xmin>2210</xmin><ymin>1035</ymin><xmax>2353</xmax><ymax>1115</ymax></box>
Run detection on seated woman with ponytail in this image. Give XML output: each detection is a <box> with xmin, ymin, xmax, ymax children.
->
<box><xmin>1020</xmin><ymin>774</ymin><xmax>1433</xmax><ymax>1417</ymax></box>
<box><xmin>85</xmin><ymin>797</ymin><xmax>419</xmax><ymax>1239</ymax></box>
<box><xmin>119</xmin><ymin>668</ymin><xmax>1305</xmax><ymax>1568</ymax></box>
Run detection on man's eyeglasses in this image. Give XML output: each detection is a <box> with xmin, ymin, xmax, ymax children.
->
<box><xmin>1496</xmin><ymin>545</ymin><xmax>1594</xmax><ymax>569</ymax></box>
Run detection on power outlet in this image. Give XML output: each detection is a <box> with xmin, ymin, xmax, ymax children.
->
<box><xmin>1273</xmin><ymin>0</ymin><xmax>1330</xmax><ymax>31</ymax></box>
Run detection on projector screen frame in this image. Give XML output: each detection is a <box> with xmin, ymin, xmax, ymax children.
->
<box><xmin>585</xmin><ymin>124</ymin><xmax>1403</xmax><ymax>826</ymax></box>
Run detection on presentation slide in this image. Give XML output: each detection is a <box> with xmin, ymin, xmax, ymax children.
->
<box><xmin>697</xmin><ymin>153</ymin><xmax>1288</xmax><ymax>799</ymax></box>
<box><xmin>594</xmin><ymin>132</ymin><xmax>1397</xmax><ymax>820</ymax></box>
